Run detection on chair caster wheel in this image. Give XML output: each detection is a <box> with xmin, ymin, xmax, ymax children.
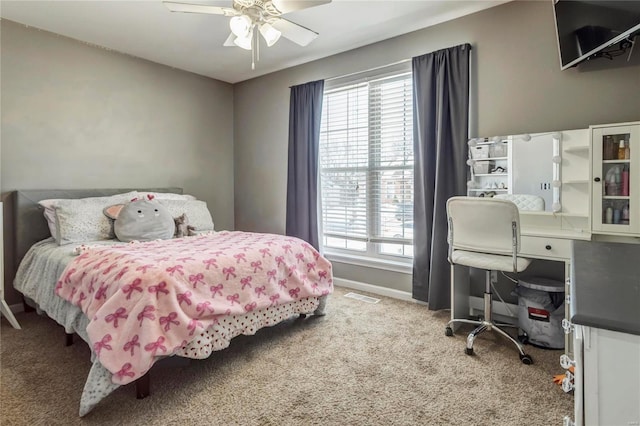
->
<box><xmin>520</xmin><ymin>354</ymin><xmax>533</xmax><ymax>365</ymax></box>
<box><xmin>518</xmin><ymin>333</ymin><xmax>529</xmax><ymax>344</ymax></box>
<box><xmin>445</xmin><ymin>327</ymin><xmax>453</xmax><ymax>336</ymax></box>
<box><xmin>465</xmin><ymin>347</ymin><xmax>474</xmax><ymax>356</ymax></box>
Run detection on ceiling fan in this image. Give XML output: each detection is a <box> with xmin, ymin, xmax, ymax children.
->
<box><xmin>163</xmin><ymin>0</ymin><xmax>331</xmax><ymax>69</ymax></box>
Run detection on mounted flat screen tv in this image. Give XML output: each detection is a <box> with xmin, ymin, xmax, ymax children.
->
<box><xmin>553</xmin><ymin>0</ymin><xmax>640</xmax><ymax>70</ymax></box>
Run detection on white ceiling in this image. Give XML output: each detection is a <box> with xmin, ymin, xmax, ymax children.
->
<box><xmin>0</xmin><ymin>0</ymin><xmax>507</xmax><ymax>84</ymax></box>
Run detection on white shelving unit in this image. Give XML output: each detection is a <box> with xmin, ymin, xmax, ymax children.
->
<box><xmin>1</xmin><ymin>202</ymin><xmax>21</xmax><ymax>329</ymax></box>
<box><xmin>467</xmin><ymin>138</ymin><xmax>511</xmax><ymax>197</ymax></box>
<box><xmin>564</xmin><ymin>146</ymin><xmax>590</xmax><ymax>154</ymax></box>
<box><xmin>558</xmin><ymin>129</ymin><xmax>591</xmax><ymax>234</ymax></box>
<box><xmin>564</xmin><ymin>180</ymin><xmax>590</xmax><ymax>185</ymax></box>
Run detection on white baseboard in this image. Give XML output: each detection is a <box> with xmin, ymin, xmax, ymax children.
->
<box><xmin>469</xmin><ymin>296</ymin><xmax>519</xmax><ymax>325</ymax></box>
<box><xmin>334</xmin><ymin>277</ymin><xmax>426</xmax><ymax>305</ymax></box>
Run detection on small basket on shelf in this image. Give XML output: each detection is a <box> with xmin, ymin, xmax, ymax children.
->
<box><xmin>472</xmin><ymin>162</ymin><xmax>490</xmax><ymax>174</ymax></box>
<box><xmin>470</xmin><ymin>145</ymin><xmax>490</xmax><ymax>159</ymax></box>
<box><xmin>489</xmin><ymin>141</ymin><xmax>508</xmax><ymax>157</ymax></box>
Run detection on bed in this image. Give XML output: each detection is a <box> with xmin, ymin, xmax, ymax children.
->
<box><xmin>9</xmin><ymin>188</ymin><xmax>333</xmax><ymax>416</ymax></box>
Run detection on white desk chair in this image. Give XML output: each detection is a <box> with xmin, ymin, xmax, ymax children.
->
<box><xmin>445</xmin><ymin>196</ymin><xmax>532</xmax><ymax>364</ymax></box>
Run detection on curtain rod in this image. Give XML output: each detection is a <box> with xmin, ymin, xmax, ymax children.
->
<box><xmin>323</xmin><ymin>44</ymin><xmax>472</xmax><ymax>82</ymax></box>
<box><xmin>324</xmin><ymin>58</ymin><xmax>411</xmax><ymax>82</ymax></box>
<box><xmin>293</xmin><ymin>43</ymin><xmax>471</xmax><ymax>87</ymax></box>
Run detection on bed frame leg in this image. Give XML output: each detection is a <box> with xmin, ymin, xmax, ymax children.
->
<box><xmin>136</xmin><ymin>373</ymin><xmax>150</xmax><ymax>399</ymax></box>
<box><xmin>22</xmin><ymin>297</ymin><xmax>35</xmax><ymax>313</ymax></box>
<box><xmin>65</xmin><ymin>333</ymin><xmax>74</xmax><ymax>347</ymax></box>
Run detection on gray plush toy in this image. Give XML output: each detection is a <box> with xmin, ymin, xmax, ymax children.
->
<box><xmin>174</xmin><ymin>213</ymin><xmax>196</xmax><ymax>238</ymax></box>
<box><xmin>104</xmin><ymin>196</ymin><xmax>175</xmax><ymax>242</ymax></box>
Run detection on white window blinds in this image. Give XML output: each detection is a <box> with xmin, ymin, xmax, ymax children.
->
<box><xmin>319</xmin><ymin>66</ymin><xmax>414</xmax><ymax>258</ymax></box>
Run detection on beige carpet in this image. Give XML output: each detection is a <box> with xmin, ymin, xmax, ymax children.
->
<box><xmin>1</xmin><ymin>286</ymin><xmax>573</xmax><ymax>425</ymax></box>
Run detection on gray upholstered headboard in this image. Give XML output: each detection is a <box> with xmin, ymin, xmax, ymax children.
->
<box><xmin>10</xmin><ymin>188</ymin><xmax>183</xmax><ymax>272</ymax></box>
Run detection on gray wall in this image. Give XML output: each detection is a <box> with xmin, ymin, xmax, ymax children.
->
<box><xmin>2</xmin><ymin>1</ymin><xmax>640</xmax><ymax>302</ymax></box>
<box><xmin>233</xmin><ymin>1</ymin><xmax>640</xmax><ymax>292</ymax></box>
<box><xmin>1</xmin><ymin>20</ymin><xmax>235</xmax><ymax>304</ymax></box>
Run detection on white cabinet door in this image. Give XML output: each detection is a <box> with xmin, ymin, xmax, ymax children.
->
<box><xmin>591</xmin><ymin>123</ymin><xmax>640</xmax><ymax>235</ymax></box>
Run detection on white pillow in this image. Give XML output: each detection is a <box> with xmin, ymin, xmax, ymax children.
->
<box><xmin>38</xmin><ymin>199</ymin><xmax>61</xmax><ymax>240</ymax></box>
<box><xmin>138</xmin><ymin>192</ymin><xmax>196</xmax><ymax>201</ymax></box>
<box><xmin>54</xmin><ymin>191</ymin><xmax>139</xmax><ymax>245</ymax></box>
<box><xmin>158</xmin><ymin>199</ymin><xmax>214</xmax><ymax>232</ymax></box>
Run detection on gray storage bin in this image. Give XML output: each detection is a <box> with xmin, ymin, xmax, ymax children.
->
<box><xmin>513</xmin><ymin>277</ymin><xmax>565</xmax><ymax>349</ymax></box>
<box><xmin>472</xmin><ymin>162</ymin><xmax>490</xmax><ymax>174</ymax></box>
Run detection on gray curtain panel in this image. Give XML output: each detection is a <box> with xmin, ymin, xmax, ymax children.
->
<box><xmin>285</xmin><ymin>80</ymin><xmax>325</xmax><ymax>250</ymax></box>
<box><xmin>412</xmin><ymin>44</ymin><xmax>471</xmax><ymax>310</ymax></box>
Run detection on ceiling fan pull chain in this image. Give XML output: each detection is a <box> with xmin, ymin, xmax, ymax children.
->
<box><xmin>251</xmin><ymin>35</ymin><xmax>256</xmax><ymax>70</ymax></box>
<box><xmin>256</xmin><ymin>25</ymin><xmax>260</xmax><ymax>63</ymax></box>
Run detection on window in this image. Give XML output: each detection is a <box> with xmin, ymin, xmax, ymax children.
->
<box><xmin>319</xmin><ymin>65</ymin><xmax>414</xmax><ymax>262</ymax></box>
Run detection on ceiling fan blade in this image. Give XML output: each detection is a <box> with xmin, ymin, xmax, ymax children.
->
<box><xmin>270</xmin><ymin>0</ymin><xmax>331</xmax><ymax>14</ymax></box>
<box><xmin>223</xmin><ymin>33</ymin><xmax>237</xmax><ymax>47</ymax></box>
<box><xmin>270</xmin><ymin>18</ymin><xmax>318</xmax><ymax>46</ymax></box>
<box><xmin>163</xmin><ymin>1</ymin><xmax>239</xmax><ymax>16</ymax></box>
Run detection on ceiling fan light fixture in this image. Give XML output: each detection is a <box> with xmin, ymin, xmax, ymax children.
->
<box><xmin>233</xmin><ymin>31</ymin><xmax>253</xmax><ymax>50</ymax></box>
<box><xmin>230</xmin><ymin>15</ymin><xmax>252</xmax><ymax>37</ymax></box>
<box><xmin>259</xmin><ymin>22</ymin><xmax>282</xmax><ymax>47</ymax></box>
<box><xmin>164</xmin><ymin>0</ymin><xmax>331</xmax><ymax>69</ymax></box>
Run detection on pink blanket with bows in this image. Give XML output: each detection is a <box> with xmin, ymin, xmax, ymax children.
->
<box><xmin>55</xmin><ymin>231</ymin><xmax>333</xmax><ymax>385</ymax></box>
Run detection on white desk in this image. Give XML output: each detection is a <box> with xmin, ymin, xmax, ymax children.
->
<box><xmin>1</xmin><ymin>202</ymin><xmax>21</xmax><ymax>329</ymax></box>
<box><xmin>449</xmin><ymin>213</ymin><xmax>588</xmax><ymax>357</ymax></box>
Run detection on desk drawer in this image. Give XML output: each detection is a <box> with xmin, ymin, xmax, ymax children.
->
<box><xmin>521</xmin><ymin>236</ymin><xmax>572</xmax><ymax>260</ymax></box>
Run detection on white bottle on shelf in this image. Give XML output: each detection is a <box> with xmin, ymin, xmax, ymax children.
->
<box><xmin>605</xmin><ymin>207</ymin><xmax>613</xmax><ymax>224</ymax></box>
